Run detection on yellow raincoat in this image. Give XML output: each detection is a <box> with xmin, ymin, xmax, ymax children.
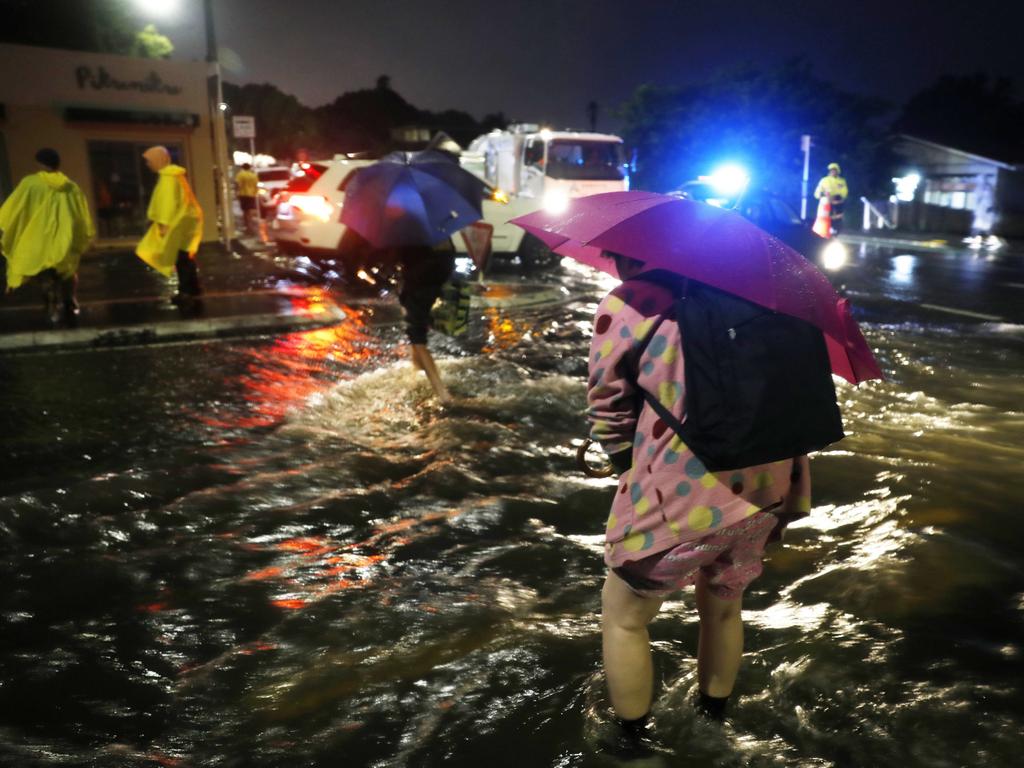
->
<box><xmin>135</xmin><ymin>164</ymin><xmax>203</xmax><ymax>276</ymax></box>
<box><xmin>0</xmin><ymin>171</ymin><xmax>94</xmax><ymax>289</ymax></box>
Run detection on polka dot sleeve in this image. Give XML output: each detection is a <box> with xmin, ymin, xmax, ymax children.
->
<box><xmin>587</xmin><ymin>281</ymin><xmax>673</xmax><ymax>459</ymax></box>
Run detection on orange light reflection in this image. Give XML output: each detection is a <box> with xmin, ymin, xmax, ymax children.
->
<box><xmin>480</xmin><ymin>306</ymin><xmax>536</xmax><ymax>353</ymax></box>
<box><xmin>194</xmin><ymin>304</ymin><xmax>390</xmax><ymax>431</ymax></box>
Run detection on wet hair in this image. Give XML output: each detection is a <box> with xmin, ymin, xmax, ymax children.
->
<box><xmin>35</xmin><ymin>148</ymin><xmax>60</xmax><ymax>170</ymax></box>
<box><xmin>242</xmin><ymin>163</ymin><xmax>252</xmax><ymax>170</ymax></box>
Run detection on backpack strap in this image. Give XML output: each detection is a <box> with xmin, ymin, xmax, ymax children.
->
<box><xmin>639</xmin><ymin>387</ymin><xmax>688</xmax><ymax>447</ymax></box>
<box><xmin>627</xmin><ymin>270</ymin><xmax>690</xmax><ymax>447</ymax></box>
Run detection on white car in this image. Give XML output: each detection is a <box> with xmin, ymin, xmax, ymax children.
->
<box><xmin>256</xmin><ymin>165</ymin><xmax>293</xmax><ymax>216</ymax></box>
<box><xmin>271</xmin><ymin>155</ymin><xmax>509</xmax><ymax>262</ymax></box>
<box><xmin>270</xmin><ymin>157</ymin><xmax>375</xmax><ymax>255</ymax></box>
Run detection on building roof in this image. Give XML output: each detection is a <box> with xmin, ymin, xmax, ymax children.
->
<box><xmin>897</xmin><ymin>134</ymin><xmax>1017</xmax><ymax>171</ymax></box>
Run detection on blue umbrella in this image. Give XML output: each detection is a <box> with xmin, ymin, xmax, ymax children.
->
<box><xmin>340</xmin><ymin>150</ymin><xmax>486</xmax><ymax>248</ymax></box>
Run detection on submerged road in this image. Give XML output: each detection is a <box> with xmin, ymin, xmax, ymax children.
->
<box><xmin>1</xmin><ymin>238</ymin><xmax>1022</xmax><ymax>767</ymax></box>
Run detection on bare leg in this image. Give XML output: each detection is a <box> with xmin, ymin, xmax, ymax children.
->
<box><xmin>601</xmin><ymin>570</ymin><xmax>664</xmax><ymax>720</ymax></box>
<box><xmin>410</xmin><ymin>343</ymin><xmax>450</xmax><ymax>403</ymax></box>
<box><xmin>695</xmin><ymin>575</ymin><xmax>744</xmax><ymax>698</ymax></box>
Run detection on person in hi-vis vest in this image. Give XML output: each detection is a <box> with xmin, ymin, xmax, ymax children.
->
<box><xmin>813</xmin><ymin>162</ymin><xmax>848</xmax><ymax>235</ymax></box>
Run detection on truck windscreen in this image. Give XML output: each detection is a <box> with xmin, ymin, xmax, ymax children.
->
<box><xmin>545</xmin><ymin>141</ymin><xmax>626</xmax><ymax>181</ymax></box>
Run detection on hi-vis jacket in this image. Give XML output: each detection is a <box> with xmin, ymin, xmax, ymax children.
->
<box><xmin>814</xmin><ymin>175</ymin><xmax>848</xmax><ymax>202</ymax></box>
<box><xmin>135</xmin><ymin>164</ymin><xmax>203</xmax><ymax>276</ymax></box>
<box><xmin>0</xmin><ymin>171</ymin><xmax>94</xmax><ymax>289</ymax></box>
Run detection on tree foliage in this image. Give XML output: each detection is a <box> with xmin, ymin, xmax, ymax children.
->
<box><xmin>894</xmin><ymin>74</ymin><xmax>1024</xmax><ymax>162</ymax></box>
<box><xmin>0</xmin><ymin>0</ymin><xmax>173</xmax><ymax>58</ymax></box>
<box><xmin>618</xmin><ymin>60</ymin><xmax>892</xmax><ymax>199</ymax></box>
<box><xmin>224</xmin><ymin>77</ymin><xmax>506</xmax><ymax>159</ymax></box>
<box><xmin>222</xmin><ymin>82</ymin><xmax>321</xmax><ymax>159</ymax></box>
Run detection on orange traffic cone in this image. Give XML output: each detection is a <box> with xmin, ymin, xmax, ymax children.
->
<box><xmin>812</xmin><ymin>195</ymin><xmax>832</xmax><ymax>238</ymax></box>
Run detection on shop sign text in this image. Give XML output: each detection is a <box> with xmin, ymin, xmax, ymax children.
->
<box><xmin>75</xmin><ymin>66</ymin><xmax>182</xmax><ymax>96</ymax></box>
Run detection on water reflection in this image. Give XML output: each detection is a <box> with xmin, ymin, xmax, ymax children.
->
<box><xmin>195</xmin><ymin>307</ymin><xmax>391</xmax><ymax>431</ymax></box>
<box><xmin>2</xmin><ymin>260</ymin><xmax>1024</xmax><ymax>766</ymax></box>
<box><xmin>889</xmin><ymin>253</ymin><xmax>917</xmax><ymax>284</ymax></box>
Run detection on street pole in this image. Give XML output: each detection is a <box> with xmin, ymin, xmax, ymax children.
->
<box><xmin>250</xmin><ymin>135</ymin><xmax>261</xmax><ymax>222</ymax></box>
<box><xmin>204</xmin><ymin>0</ymin><xmax>234</xmax><ymax>251</ymax></box>
<box><xmin>800</xmin><ymin>134</ymin><xmax>812</xmax><ymax>221</ymax></box>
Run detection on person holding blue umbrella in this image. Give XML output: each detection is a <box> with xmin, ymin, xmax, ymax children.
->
<box><xmin>341</xmin><ymin>150</ymin><xmax>486</xmax><ymax>403</ymax></box>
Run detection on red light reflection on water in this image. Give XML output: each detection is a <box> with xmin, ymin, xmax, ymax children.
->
<box><xmin>195</xmin><ymin>301</ymin><xmax>389</xmax><ymax>430</ymax></box>
<box><xmin>232</xmin><ymin>509</ymin><xmax>459</xmax><ymax>614</ymax></box>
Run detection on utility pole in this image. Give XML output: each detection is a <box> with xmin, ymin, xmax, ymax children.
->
<box><xmin>800</xmin><ymin>134</ymin><xmax>812</xmax><ymax>221</ymax></box>
<box><xmin>205</xmin><ymin>0</ymin><xmax>233</xmax><ymax>250</ymax></box>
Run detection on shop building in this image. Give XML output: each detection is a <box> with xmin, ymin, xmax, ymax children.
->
<box><xmin>891</xmin><ymin>134</ymin><xmax>1024</xmax><ymax>237</ymax></box>
<box><xmin>0</xmin><ymin>43</ymin><xmax>221</xmax><ymax>248</ymax></box>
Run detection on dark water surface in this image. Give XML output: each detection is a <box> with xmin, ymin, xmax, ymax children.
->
<box><xmin>2</xmin><ymin>260</ymin><xmax>1023</xmax><ymax>767</ymax></box>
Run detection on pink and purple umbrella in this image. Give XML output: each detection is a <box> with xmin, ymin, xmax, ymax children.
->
<box><xmin>510</xmin><ymin>191</ymin><xmax>882</xmax><ymax>384</ymax></box>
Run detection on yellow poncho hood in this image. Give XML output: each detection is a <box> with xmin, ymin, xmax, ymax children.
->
<box><xmin>0</xmin><ymin>171</ymin><xmax>94</xmax><ymax>289</ymax></box>
<box><xmin>135</xmin><ymin>164</ymin><xmax>203</xmax><ymax>276</ymax></box>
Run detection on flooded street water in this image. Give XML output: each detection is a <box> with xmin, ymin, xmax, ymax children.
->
<box><xmin>2</xmin><ymin>251</ymin><xmax>1023</xmax><ymax>767</ymax></box>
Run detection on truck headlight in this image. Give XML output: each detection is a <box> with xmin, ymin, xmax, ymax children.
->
<box><xmin>543</xmin><ymin>189</ymin><xmax>570</xmax><ymax>214</ymax></box>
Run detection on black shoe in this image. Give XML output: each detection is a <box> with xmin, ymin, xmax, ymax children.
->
<box><xmin>594</xmin><ymin>716</ymin><xmax>668</xmax><ymax>765</ymax></box>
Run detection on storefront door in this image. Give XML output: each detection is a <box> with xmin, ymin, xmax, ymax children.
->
<box><xmin>88</xmin><ymin>141</ymin><xmax>185</xmax><ymax>239</ymax></box>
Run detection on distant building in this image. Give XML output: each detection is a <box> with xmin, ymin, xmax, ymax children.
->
<box><xmin>0</xmin><ymin>43</ymin><xmax>220</xmax><ymax>248</ymax></box>
<box><xmin>891</xmin><ymin>134</ymin><xmax>1024</xmax><ymax>237</ymax></box>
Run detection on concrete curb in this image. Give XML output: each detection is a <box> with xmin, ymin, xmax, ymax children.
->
<box><xmin>0</xmin><ymin>303</ymin><xmax>346</xmax><ymax>353</ymax></box>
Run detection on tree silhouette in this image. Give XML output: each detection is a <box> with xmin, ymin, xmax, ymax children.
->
<box><xmin>618</xmin><ymin>60</ymin><xmax>892</xmax><ymax>199</ymax></box>
<box><xmin>0</xmin><ymin>0</ymin><xmax>173</xmax><ymax>58</ymax></box>
<box><xmin>894</xmin><ymin>74</ymin><xmax>1024</xmax><ymax>162</ymax></box>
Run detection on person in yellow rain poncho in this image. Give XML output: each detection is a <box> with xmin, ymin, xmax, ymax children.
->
<box><xmin>136</xmin><ymin>145</ymin><xmax>204</xmax><ymax>303</ymax></box>
<box><xmin>814</xmin><ymin>162</ymin><xmax>848</xmax><ymax>235</ymax></box>
<box><xmin>0</xmin><ymin>148</ymin><xmax>94</xmax><ymax>324</ymax></box>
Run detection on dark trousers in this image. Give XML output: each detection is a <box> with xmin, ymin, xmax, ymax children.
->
<box><xmin>175</xmin><ymin>251</ymin><xmax>202</xmax><ymax>296</ymax></box>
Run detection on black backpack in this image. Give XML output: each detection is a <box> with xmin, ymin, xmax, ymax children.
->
<box><xmin>636</xmin><ymin>272</ymin><xmax>844</xmax><ymax>471</ymax></box>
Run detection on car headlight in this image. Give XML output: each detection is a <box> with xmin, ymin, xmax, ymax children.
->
<box><xmin>821</xmin><ymin>239</ymin><xmax>848</xmax><ymax>270</ymax></box>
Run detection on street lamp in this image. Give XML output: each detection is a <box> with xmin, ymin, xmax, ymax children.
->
<box><xmin>133</xmin><ymin>0</ymin><xmax>181</xmax><ymax>17</ymax></box>
<box><xmin>132</xmin><ymin>0</ymin><xmax>234</xmax><ymax>249</ymax></box>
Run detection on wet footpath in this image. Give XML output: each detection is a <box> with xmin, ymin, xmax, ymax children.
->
<box><xmin>0</xmin><ymin>239</ymin><xmax>345</xmax><ymax>352</ymax></box>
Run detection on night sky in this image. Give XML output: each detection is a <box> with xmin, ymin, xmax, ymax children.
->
<box><xmin>152</xmin><ymin>0</ymin><xmax>1024</xmax><ymax>130</ymax></box>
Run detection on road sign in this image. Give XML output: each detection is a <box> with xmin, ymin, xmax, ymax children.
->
<box><xmin>232</xmin><ymin>115</ymin><xmax>256</xmax><ymax>139</ymax></box>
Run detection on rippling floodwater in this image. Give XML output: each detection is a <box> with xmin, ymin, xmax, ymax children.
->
<box><xmin>1</xmin><ymin>260</ymin><xmax>1023</xmax><ymax>767</ymax></box>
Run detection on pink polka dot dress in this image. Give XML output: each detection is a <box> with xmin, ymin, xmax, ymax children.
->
<box><xmin>588</xmin><ymin>276</ymin><xmax>813</xmax><ymax>568</ymax></box>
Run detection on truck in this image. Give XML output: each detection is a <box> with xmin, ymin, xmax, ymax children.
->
<box><xmin>459</xmin><ymin>124</ymin><xmax>631</xmax><ymax>267</ymax></box>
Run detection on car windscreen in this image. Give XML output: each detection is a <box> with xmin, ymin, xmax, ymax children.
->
<box><xmin>259</xmin><ymin>169</ymin><xmax>291</xmax><ymax>182</ymax></box>
<box><xmin>545</xmin><ymin>141</ymin><xmax>626</xmax><ymax>181</ymax></box>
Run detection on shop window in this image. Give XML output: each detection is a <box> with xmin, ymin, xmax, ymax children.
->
<box><xmin>523</xmin><ymin>140</ymin><xmax>544</xmax><ymax>169</ymax></box>
<box><xmin>88</xmin><ymin>141</ymin><xmax>184</xmax><ymax>239</ymax></box>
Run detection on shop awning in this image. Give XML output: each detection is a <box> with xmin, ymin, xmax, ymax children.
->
<box><xmin>64</xmin><ymin>108</ymin><xmax>199</xmax><ymax>128</ymax></box>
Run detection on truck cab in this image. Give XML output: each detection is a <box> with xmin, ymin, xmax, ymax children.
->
<box><xmin>460</xmin><ymin>125</ymin><xmax>630</xmax><ymax>265</ymax></box>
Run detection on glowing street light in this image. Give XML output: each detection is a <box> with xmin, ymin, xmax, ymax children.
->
<box><xmin>133</xmin><ymin>0</ymin><xmax>181</xmax><ymax>17</ymax></box>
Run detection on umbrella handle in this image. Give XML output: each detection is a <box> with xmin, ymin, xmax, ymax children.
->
<box><xmin>576</xmin><ymin>439</ymin><xmax>614</xmax><ymax>478</ymax></box>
